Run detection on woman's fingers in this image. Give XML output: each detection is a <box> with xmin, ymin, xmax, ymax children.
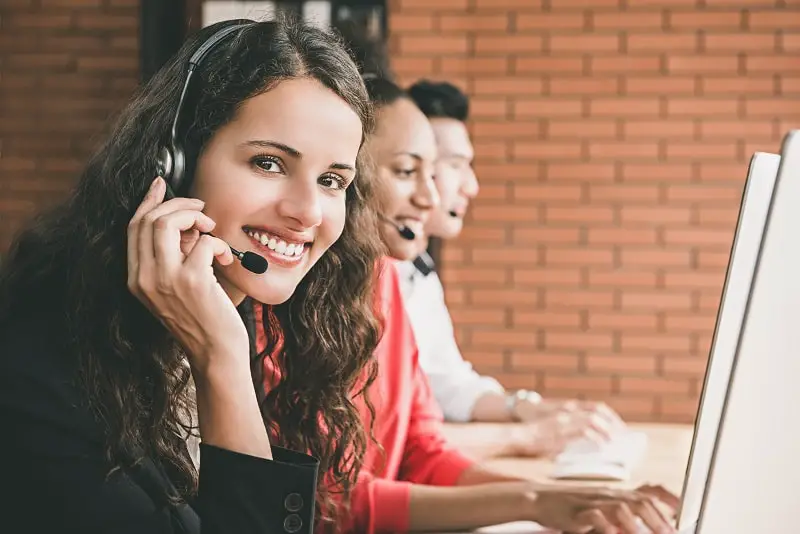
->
<box><xmin>184</xmin><ymin>234</ymin><xmax>234</xmax><ymax>275</ymax></box>
<box><xmin>128</xmin><ymin>177</ymin><xmax>166</xmax><ymax>292</ymax></box>
<box><xmin>151</xmin><ymin>209</ymin><xmax>217</xmax><ymax>271</ymax></box>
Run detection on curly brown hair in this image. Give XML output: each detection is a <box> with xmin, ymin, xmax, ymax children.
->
<box><xmin>0</xmin><ymin>15</ymin><xmax>383</xmax><ymax>528</ymax></box>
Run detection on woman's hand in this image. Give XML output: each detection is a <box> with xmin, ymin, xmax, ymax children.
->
<box><xmin>527</xmin><ymin>483</ymin><xmax>679</xmax><ymax>534</ymax></box>
<box><xmin>126</xmin><ymin>176</ymin><xmax>249</xmax><ymax>372</ymax></box>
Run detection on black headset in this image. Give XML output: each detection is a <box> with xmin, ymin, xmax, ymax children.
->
<box><xmin>155</xmin><ymin>21</ymin><xmax>255</xmax><ymax>193</ymax></box>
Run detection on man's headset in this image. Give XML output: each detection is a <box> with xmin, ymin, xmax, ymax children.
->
<box><xmin>154</xmin><ymin>21</ymin><xmax>268</xmax><ymax>275</ymax></box>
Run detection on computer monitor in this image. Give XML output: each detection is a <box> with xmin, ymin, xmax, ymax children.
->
<box><xmin>676</xmin><ymin>151</ymin><xmax>780</xmax><ymax>531</ymax></box>
<box><xmin>695</xmin><ymin>133</ymin><xmax>800</xmax><ymax>532</ymax></box>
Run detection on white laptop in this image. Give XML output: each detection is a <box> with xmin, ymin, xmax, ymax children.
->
<box><xmin>425</xmin><ymin>151</ymin><xmax>780</xmax><ymax>534</ymax></box>
<box><xmin>692</xmin><ymin>134</ymin><xmax>800</xmax><ymax>532</ymax></box>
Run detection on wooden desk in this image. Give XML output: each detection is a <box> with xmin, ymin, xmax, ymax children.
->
<box><xmin>442</xmin><ymin>422</ymin><xmax>695</xmax><ymax>495</ymax></box>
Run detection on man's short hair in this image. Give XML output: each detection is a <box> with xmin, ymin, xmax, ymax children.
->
<box><xmin>407</xmin><ymin>80</ymin><xmax>469</xmax><ymax>122</ymax></box>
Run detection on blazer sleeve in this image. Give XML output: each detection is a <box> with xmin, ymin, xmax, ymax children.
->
<box><xmin>0</xmin><ymin>319</ymin><xmax>319</xmax><ymax>534</ymax></box>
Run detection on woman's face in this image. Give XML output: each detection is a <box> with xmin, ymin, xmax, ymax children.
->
<box><xmin>365</xmin><ymin>98</ymin><xmax>439</xmax><ymax>261</ymax></box>
<box><xmin>190</xmin><ymin>77</ymin><xmax>363</xmax><ymax>305</ymax></box>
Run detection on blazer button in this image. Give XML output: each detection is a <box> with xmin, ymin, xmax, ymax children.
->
<box><xmin>283</xmin><ymin>513</ymin><xmax>303</xmax><ymax>533</ymax></box>
<box><xmin>284</xmin><ymin>492</ymin><xmax>303</xmax><ymax>512</ymax></box>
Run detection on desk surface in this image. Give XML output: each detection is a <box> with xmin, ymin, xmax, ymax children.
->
<box><xmin>442</xmin><ymin>422</ymin><xmax>695</xmax><ymax>495</ymax></box>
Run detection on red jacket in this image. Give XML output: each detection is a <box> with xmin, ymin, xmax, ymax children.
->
<box><xmin>255</xmin><ymin>257</ymin><xmax>474</xmax><ymax>533</ymax></box>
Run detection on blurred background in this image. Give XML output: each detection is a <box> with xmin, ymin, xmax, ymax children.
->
<box><xmin>2</xmin><ymin>0</ymin><xmax>798</xmax><ymax>424</ymax></box>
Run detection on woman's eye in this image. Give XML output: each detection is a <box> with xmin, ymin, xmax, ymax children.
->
<box><xmin>395</xmin><ymin>168</ymin><xmax>415</xmax><ymax>178</ymax></box>
<box><xmin>319</xmin><ymin>174</ymin><xmax>347</xmax><ymax>190</ymax></box>
<box><xmin>253</xmin><ymin>156</ymin><xmax>284</xmax><ymax>173</ymax></box>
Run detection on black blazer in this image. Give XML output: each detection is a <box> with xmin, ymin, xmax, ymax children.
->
<box><xmin>0</xmin><ymin>311</ymin><xmax>319</xmax><ymax>534</ymax></box>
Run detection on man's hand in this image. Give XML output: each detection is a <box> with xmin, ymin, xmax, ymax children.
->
<box><xmin>508</xmin><ymin>399</ymin><xmax>627</xmax><ymax>457</ymax></box>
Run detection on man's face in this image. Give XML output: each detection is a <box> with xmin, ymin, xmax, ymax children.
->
<box><xmin>424</xmin><ymin>118</ymin><xmax>478</xmax><ymax>240</ymax></box>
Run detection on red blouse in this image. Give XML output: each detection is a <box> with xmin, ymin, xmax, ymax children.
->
<box><xmin>255</xmin><ymin>257</ymin><xmax>474</xmax><ymax>533</ymax></box>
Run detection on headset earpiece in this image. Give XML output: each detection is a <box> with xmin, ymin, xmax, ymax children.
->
<box><xmin>156</xmin><ymin>21</ymin><xmax>252</xmax><ymax>192</ymax></box>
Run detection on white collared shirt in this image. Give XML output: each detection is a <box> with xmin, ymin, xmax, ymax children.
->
<box><xmin>394</xmin><ymin>257</ymin><xmax>507</xmax><ymax>422</ymax></box>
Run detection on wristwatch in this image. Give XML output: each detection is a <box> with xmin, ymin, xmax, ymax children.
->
<box><xmin>505</xmin><ymin>389</ymin><xmax>542</xmax><ymax>421</ymax></box>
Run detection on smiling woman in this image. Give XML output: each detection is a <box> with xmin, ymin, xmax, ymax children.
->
<box><xmin>0</xmin><ymin>15</ymin><xmax>384</xmax><ymax>534</ymax></box>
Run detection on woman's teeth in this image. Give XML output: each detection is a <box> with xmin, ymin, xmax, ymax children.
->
<box><xmin>246</xmin><ymin>230</ymin><xmax>305</xmax><ymax>257</ymax></box>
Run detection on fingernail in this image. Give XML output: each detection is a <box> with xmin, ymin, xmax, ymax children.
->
<box><xmin>150</xmin><ymin>176</ymin><xmax>162</xmax><ymax>191</ymax></box>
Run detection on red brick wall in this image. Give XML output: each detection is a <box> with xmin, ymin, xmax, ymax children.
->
<box><xmin>0</xmin><ymin>0</ymin><xmax>140</xmax><ymax>252</ymax></box>
<box><xmin>388</xmin><ymin>0</ymin><xmax>800</xmax><ymax>423</ymax></box>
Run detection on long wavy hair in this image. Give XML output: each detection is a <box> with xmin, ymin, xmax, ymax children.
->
<box><xmin>0</xmin><ymin>15</ymin><xmax>383</xmax><ymax>527</ymax></box>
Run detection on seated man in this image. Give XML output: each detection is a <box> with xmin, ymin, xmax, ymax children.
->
<box><xmin>403</xmin><ymin>80</ymin><xmax>627</xmax><ymax>458</ymax></box>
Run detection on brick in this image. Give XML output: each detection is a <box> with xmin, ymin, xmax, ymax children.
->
<box><xmin>589</xmin><ymin>141</ymin><xmax>659</xmax><ymax>159</ymax></box>
<box><xmin>397</xmin><ymin>0</ymin><xmax>468</xmax><ymax>8</ymax></box>
<box><xmin>664</xmin><ymin>312</ymin><xmax>718</xmax><ymax>332</ymax></box>
<box><xmin>439</xmin><ymin>13</ymin><xmax>508</xmax><ymax>32</ymax></box>
<box><xmin>472</xmin><ymin>120</ymin><xmax>541</xmax><ymax>139</ymax></box>
<box><xmin>702</xmin><ymin>76</ymin><xmax>774</xmax><ymax>95</ymax></box>
<box><xmin>619</xmin><ymin>377</ymin><xmax>691</xmax><ymax>395</ymax></box>
<box><xmin>666</xmin><ymin>98</ymin><xmax>738</xmax><ymax>116</ymax></box>
<box><xmin>542</xmin><ymin>374</ymin><xmax>614</xmax><ymax>395</ymax></box>
<box><xmin>474</xmin><ymin>162</ymin><xmax>544</xmax><ymax>180</ymax></box>
<box><xmin>667</xmin><ymin>55</ymin><xmax>739</xmax><ymax>74</ymax></box>
<box><xmin>665</xmin><ymin>142</ymin><xmax>738</xmax><ymax>160</ymax></box>
<box><xmin>470</xmin><ymin>205</ymin><xmax>538</xmax><ymax>222</ymax></box>
<box><xmin>698</xmin><ymin>163</ymin><xmax>751</xmax><ymax>182</ymax></box>
<box><xmin>745</xmin><ymin>97</ymin><xmax>800</xmax><ymax>117</ymax></box>
<box><xmin>623</xmin><ymin>120</ymin><xmax>694</xmax><ymax>139</ymax></box>
<box><xmin>398</xmin><ymin>35</ymin><xmax>468</xmax><ymax>54</ymax></box>
<box><xmin>440</xmin><ymin>57</ymin><xmax>509</xmax><ymax>75</ymax></box>
<box><xmin>669</xmin><ymin>10</ymin><xmax>743</xmax><ymax>30</ymax></box>
<box><xmin>550</xmin><ymin>34</ymin><xmax>621</xmax><ymax>53</ymax></box>
<box><xmin>471</xmin><ymin>289</ymin><xmax>539</xmax><ymax>305</ymax></box>
<box><xmin>545</xmin><ymin>331</ymin><xmax>614</xmax><ymax>351</ymax></box>
<box><xmin>550</xmin><ymin>76</ymin><xmax>619</xmax><ymax>95</ymax></box>
<box><xmin>515</xmin><ymin>56</ymin><xmax>585</xmax><ymax>74</ymax></box>
<box><xmin>514</xmin><ymin>98</ymin><xmax>583</xmax><ymax>118</ymax></box>
<box><xmin>628</xmin><ymin>33</ymin><xmax>698</xmax><ymax>52</ymax></box>
<box><xmin>622</xmin><ymin>163</ymin><xmax>694</xmax><ymax>182</ymax></box>
<box><xmin>593</xmin><ymin>11</ymin><xmax>664</xmax><ymax>30</ymax></box>
<box><xmin>590</xmin><ymin>97</ymin><xmax>660</xmax><ymax>117</ymax></box>
<box><xmin>663</xmin><ymin>228</ymin><xmax>735</xmax><ymax>246</ymax></box>
<box><xmin>548</xmin><ymin>162</ymin><xmax>616</xmax><ymax>181</ymax></box>
<box><xmin>449</xmin><ymin>307</ymin><xmax>507</xmax><ymax>326</ymax></box>
<box><xmin>700</xmin><ymin>120</ymin><xmax>774</xmax><ymax>139</ymax></box>
<box><xmin>749</xmin><ymin>9</ymin><xmax>800</xmax><ymax>29</ymax></box>
<box><xmin>509</xmin><ymin>352</ymin><xmax>582</xmax><ymax>372</ymax></box>
<box><xmin>514</xmin><ymin>310</ymin><xmax>582</xmax><ymax>328</ymax></box>
<box><xmin>6</xmin><ymin>14</ymin><xmax>73</xmax><ymax>28</ymax></box>
<box><xmin>473</xmin><ymin>141</ymin><xmax>509</xmax><ymax>159</ymax></box>
<box><xmin>544</xmin><ymin>247</ymin><xmax>615</xmax><ymax>266</ymax></box>
<box><xmin>664</xmin><ymin>271</ymin><xmax>726</xmax><ymax>289</ymax></box>
<box><xmin>661</xmin><ymin>397</ymin><xmax>700</xmax><ymax>423</ymax></box>
<box><xmin>586</xmin><ymin>354</ymin><xmax>658</xmax><ymax>374</ymax></box>
<box><xmin>587</xmin><ymin>227</ymin><xmax>658</xmax><ymax>245</ymax></box>
<box><xmin>546</xmin><ymin>205</ymin><xmax>615</xmax><ymax>223</ymax></box>
<box><xmin>705</xmin><ymin>32</ymin><xmax>776</xmax><ymax>51</ymax></box>
<box><xmin>588</xmin><ymin>311</ymin><xmax>658</xmax><ymax>330</ymax></box>
<box><xmin>745</xmin><ymin>54</ymin><xmax>800</xmax><ymax>73</ymax></box>
<box><xmin>696</xmin><ymin>206</ymin><xmax>739</xmax><ymax>225</ymax></box>
<box><xmin>512</xmin><ymin>267</ymin><xmax>582</xmax><ymax>286</ymax></box>
<box><xmin>548</xmin><ymin>119</ymin><xmax>617</xmax><ymax>139</ymax></box>
<box><xmin>516</xmin><ymin>12</ymin><xmax>586</xmax><ymax>31</ymax></box>
<box><xmin>512</xmin><ymin>227</ymin><xmax>582</xmax><ymax>245</ymax></box>
<box><xmin>470</xmin><ymin>98</ymin><xmax>509</xmax><ymax>119</ymax></box>
<box><xmin>588</xmin><ymin>269</ymin><xmax>658</xmax><ymax>288</ymax></box>
<box><xmin>473</xmin><ymin>0</ymin><xmax>545</xmax><ymax>7</ymax></box>
<box><xmin>590</xmin><ymin>184</ymin><xmax>660</xmax><ymax>202</ymax></box>
<box><xmin>513</xmin><ymin>141</ymin><xmax>582</xmax><ymax>159</ymax></box>
<box><xmin>620</xmin><ymin>291</ymin><xmax>692</xmax><ymax>310</ymax></box>
<box><xmin>590</xmin><ymin>55</ymin><xmax>662</xmax><ymax>74</ymax></box>
<box><xmin>621</xmin><ymin>206</ymin><xmax>692</xmax><ymax>224</ymax></box>
<box><xmin>513</xmin><ymin>183</ymin><xmax>583</xmax><ymax>201</ymax></box>
<box><xmin>447</xmin><ymin>267</ymin><xmax>509</xmax><ymax>285</ymax></box>
<box><xmin>783</xmin><ymin>33</ymin><xmax>800</xmax><ymax>52</ymax></box>
<box><xmin>74</xmin><ymin>13</ymin><xmax>137</xmax><ymax>30</ymax></box>
<box><xmin>389</xmin><ymin>14</ymin><xmax>435</xmax><ymax>32</ymax></box>
<box><xmin>391</xmin><ymin>57</ymin><xmax>435</xmax><ymax>75</ymax></box>
<box><xmin>621</xmin><ymin>334</ymin><xmax>691</xmax><ymax>352</ymax></box>
<box><xmin>472</xmin><ymin>330</ymin><xmax>537</xmax><ymax>348</ymax></box>
<box><xmin>473</xmin><ymin>77</ymin><xmax>544</xmax><ymax>95</ymax></box>
<box><xmin>475</xmin><ymin>35</ymin><xmax>543</xmax><ymax>54</ymax></box>
<box><xmin>625</xmin><ymin>76</ymin><xmax>696</xmax><ymax>95</ymax></box>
